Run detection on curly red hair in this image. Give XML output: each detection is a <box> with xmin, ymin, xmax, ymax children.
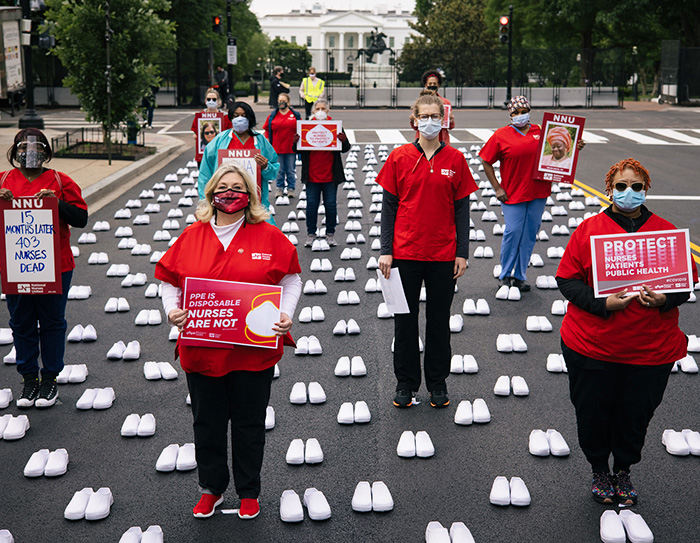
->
<box><xmin>603</xmin><ymin>158</ymin><xmax>651</xmax><ymax>195</ymax></box>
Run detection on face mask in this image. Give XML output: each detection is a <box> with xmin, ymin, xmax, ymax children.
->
<box><xmin>314</xmin><ymin>110</ymin><xmax>327</xmax><ymax>121</ymax></box>
<box><xmin>212</xmin><ymin>189</ymin><xmax>249</xmax><ymax>214</ymax></box>
<box><xmin>426</xmin><ymin>85</ymin><xmax>438</xmax><ymax>92</ymax></box>
<box><xmin>612</xmin><ymin>187</ymin><xmax>646</xmax><ymax>212</ymax></box>
<box><xmin>17</xmin><ymin>137</ymin><xmax>45</xmax><ymax>169</ymax></box>
<box><xmin>511</xmin><ymin>112</ymin><xmax>530</xmax><ymax>128</ymax></box>
<box><xmin>417</xmin><ymin>118</ymin><xmax>442</xmax><ymax>140</ymax></box>
<box><xmin>205</xmin><ymin>99</ymin><xmax>218</xmax><ymax>109</ymax></box>
<box><xmin>278</xmin><ymin>102</ymin><xmax>288</xmax><ymax>109</ymax></box>
<box><xmin>309</xmin><ymin>73</ymin><xmax>316</xmax><ymax>79</ymax></box>
<box><xmin>232</xmin><ymin>116</ymin><xmax>249</xmax><ymax>133</ymax></box>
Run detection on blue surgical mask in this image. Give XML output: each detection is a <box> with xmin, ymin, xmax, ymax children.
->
<box><xmin>613</xmin><ymin>187</ymin><xmax>646</xmax><ymax>212</ymax></box>
<box><xmin>205</xmin><ymin>99</ymin><xmax>218</xmax><ymax>109</ymax></box>
<box><xmin>232</xmin><ymin>116</ymin><xmax>249</xmax><ymax>133</ymax></box>
<box><xmin>511</xmin><ymin>112</ymin><xmax>530</xmax><ymax>127</ymax></box>
<box><xmin>417</xmin><ymin>118</ymin><xmax>442</xmax><ymax>140</ymax></box>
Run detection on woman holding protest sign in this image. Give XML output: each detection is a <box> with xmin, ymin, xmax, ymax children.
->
<box><xmin>408</xmin><ymin>70</ymin><xmax>455</xmax><ymax>144</ymax></box>
<box><xmin>0</xmin><ymin>128</ymin><xmax>88</xmax><ymax>409</ymax></box>
<box><xmin>556</xmin><ymin>158</ymin><xmax>698</xmax><ymax>506</ymax></box>
<box><xmin>480</xmin><ymin>95</ymin><xmax>585</xmax><ymax>293</ymax></box>
<box><xmin>156</xmin><ymin>161</ymin><xmax>302</xmax><ymax>520</ymax></box>
<box><xmin>198</xmin><ymin>101</ymin><xmax>279</xmax><ymax>222</ymax></box>
<box><xmin>262</xmin><ymin>93</ymin><xmax>301</xmax><ymax>198</ymax></box>
<box><xmin>190</xmin><ymin>89</ymin><xmax>232</xmax><ymax>168</ymax></box>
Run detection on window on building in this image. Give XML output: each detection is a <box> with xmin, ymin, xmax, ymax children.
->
<box><xmin>389</xmin><ymin>37</ymin><xmax>395</xmax><ymax>48</ymax></box>
<box><xmin>329</xmin><ymin>57</ymin><xmax>335</xmax><ymax>72</ymax></box>
<box><xmin>405</xmin><ymin>36</ymin><xmax>410</xmax><ymax>44</ymax></box>
<box><xmin>291</xmin><ymin>36</ymin><xmax>297</xmax><ymax>44</ymax></box>
<box><xmin>307</xmin><ymin>36</ymin><xmax>312</xmax><ymax>47</ymax></box>
<box><xmin>329</xmin><ymin>36</ymin><xmax>335</xmax><ymax>48</ymax></box>
<box><xmin>348</xmin><ymin>36</ymin><xmax>354</xmax><ymax>48</ymax></box>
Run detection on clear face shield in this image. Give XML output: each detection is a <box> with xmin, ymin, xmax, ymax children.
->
<box><xmin>17</xmin><ymin>136</ymin><xmax>47</xmax><ymax>169</ymax></box>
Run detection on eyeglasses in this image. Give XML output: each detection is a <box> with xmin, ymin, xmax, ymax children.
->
<box><xmin>416</xmin><ymin>114</ymin><xmax>443</xmax><ymax>121</ymax></box>
<box><xmin>614</xmin><ymin>182</ymin><xmax>645</xmax><ymax>192</ymax></box>
<box><xmin>204</xmin><ymin>131</ymin><xmax>216</xmax><ymax>135</ymax></box>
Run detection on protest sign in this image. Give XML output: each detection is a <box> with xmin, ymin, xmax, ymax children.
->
<box><xmin>217</xmin><ymin>148</ymin><xmax>261</xmax><ymax>196</ymax></box>
<box><xmin>441</xmin><ymin>104</ymin><xmax>451</xmax><ymax>129</ymax></box>
<box><xmin>296</xmin><ymin>120</ymin><xmax>342</xmax><ymax>151</ymax></box>
<box><xmin>180</xmin><ymin>277</ymin><xmax>282</xmax><ymax>349</ymax></box>
<box><xmin>533</xmin><ymin>112</ymin><xmax>585</xmax><ymax>184</ymax></box>
<box><xmin>194</xmin><ymin>112</ymin><xmax>224</xmax><ymax>160</ymax></box>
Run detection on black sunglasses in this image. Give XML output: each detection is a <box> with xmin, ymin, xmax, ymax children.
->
<box><xmin>204</xmin><ymin>130</ymin><xmax>216</xmax><ymax>135</ymax></box>
<box><xmin>614</xmin><ymin>182</ymin><xmax>645</xmax><ymax>192</ymax></box>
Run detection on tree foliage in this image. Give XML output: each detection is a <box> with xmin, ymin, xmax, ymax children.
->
<box><xmin>268</xmin><ymin>38</ymin><xmax>313</xmax><ymax>82</ymax></box>
<box><xmin>46</xmin><ymin>0</ymin><xmax>175</xmax><ymax>130</ymax></box>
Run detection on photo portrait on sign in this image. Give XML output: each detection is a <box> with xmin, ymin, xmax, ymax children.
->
<box><xmin>199</xmin><ymin>118</ymin><xmax>221</xmax><ymax>152</ymax></box>
<box><xmin>538</xmin><ymin>122</ymin><xmax>579</xmax><ymax>175</ymax></box>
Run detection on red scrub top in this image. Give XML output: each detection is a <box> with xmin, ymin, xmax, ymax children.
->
<box><xmin>0</xmin><ymin>169</ymin><xmax>86</xmax><ymax>273</ymax></box>
<box><xmin>557</xmin><ymin>211</ymin><xmax>698</xmax><ymax>366</ymax></box>
<box><xmin>155</xmin><ymin>220</ymin><xmax>301</xmax><ymax>377</ymax></box>
<box><xmin>263</xmin><ymin>110</ymin><xmax>297</xmax><ymax>155</ymax></box>
<box><xmin>308</xmin><ymin>114</ymin><xmax>334</xmax><ymax>184</ymax></box>
<box><xmin>191</xmin><ymin>111</ymin><xmax>231</xmax><ymax>163</ymax></box>
<box><xmin>376</xmin><ymin>143</ymin><xmax>477</xmax><ymax>261</ymax></box>
<box><xmin>479</xmin><ymin>124</ymin><xmax>551</xmax><ymax>204</ymax></box>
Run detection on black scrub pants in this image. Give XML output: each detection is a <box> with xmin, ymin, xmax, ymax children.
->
<box><xmin>563</xmin><ymin>340</ymin><xmax>673</xmax><ymax>473</ymax></box>
<box><xmin>304</xmin><ymin>101</ymin><xmax>314</xmax><ymax>119</ymax></box>
<box><xmin>186</xmin><ymin>366</ymin><xmax>274</xmax><ymax>498</ymax></box>
<box><xmin>393</xmin><ymin>259</ymin><xmax>455</xmax><ymax>393</ymax></box>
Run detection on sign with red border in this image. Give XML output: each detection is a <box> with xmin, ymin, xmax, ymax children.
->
<box><xmin>441</xmin><ymin>104</ymin><xmax>451</xmax><ymax>129</ymax></box>
<box><xmin>217</xmin><ymin>148</ymin><xmax>261</xmax><ymax>198</ymax></box>
<box><xmin>180</xmin><ymin>277</ymin><xmax>282</xmax><ymax>349</ymax></box>
<box><xmin>590</xmin><ymin>229</ymin><xmax>694</xmax><ymax>297</ymax></box>
<box><xmin>533</xmin><ymin>112</ymin><xmax>585</xmax><ymax>184</ymax></box>
<box><xmin>296</xmin><ymin>120</ymin><xmax>342</xmax><ymax>151</ymax></box>
<box><xmin>194</xmin><ymin>111</ymin><xmax>226</xmax><ymax>162</ymax></box>
<box><xmin>0</xmin><ymin>197</ymin><xmax>61</xmax><ymax>295</ymax></box>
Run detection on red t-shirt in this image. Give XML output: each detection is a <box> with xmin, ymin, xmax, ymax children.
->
<box><xmin>308</xmin><ymin>114</ymin><xmax>334</xmax><ymax>184</ymax></box>
<box><xmin>155</xmin><ymin>220</ymin><xmax>301</xmax><ymax>376</ymax></box>
<box><xmin>0</xmin><ymin>169</ymin><xmax>86</xmax><ymax>273</ymax></box>
<box><xmin>263</xmin><ymin>110</ymin><xmax>298</xmax><ymax>155</ymax></box>
<box><xmin>190</xmin><ymin>111</ymin><xmax>231</xmax><ymax>162</ymax></box>
<box><xmin>228</xmin><ymin>132</ymin><xmax>256</xmax><ymax>150</ymax></box>
<box><xmin>376</xmin><ymin>143</ymin><xmax>478</xmax><ymax>261</ymax></box>
<box><xmin>557</xmin><ymin>211</ymin><xmax>698</xmax><ymax>366</ymax></box>
<box><xmin>479</xmin><ymin>124</ymin><xmax>551</xmax><ymax>204</ymax></box>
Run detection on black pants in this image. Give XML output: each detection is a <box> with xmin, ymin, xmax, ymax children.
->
<box><xmin>304</xmin><ymin>100</ymin><xmax>314</xmax><ymax>119</ymax></box>
<box><xmin>186</xmin><ymin>366</ymin><xmax>274</xmax><ymax>498</ymax></box>
<box><xmin>563</xmin><ymin>340</ymin><xmax>673</xmax><ymax>473</ymax></box>
<box><xmin>393</xmin><ymin>260</ymin><xmax>455</xmax><ymax>393</ymax></box>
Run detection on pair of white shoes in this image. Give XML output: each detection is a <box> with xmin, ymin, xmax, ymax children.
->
<box><xmin>334</xmin><ymin>267</ymin><xmax>356</xmax><ymax>281</ymax></box>
<box><xmin>114</xmin><ymin>208</ymin><xmax>132</xmax><ymax>219</ymax></box>
<box><xmin>496</xmin><ymin>333</ymin><xmax>527</xmax><ymax>352</ymax></box>
<box><xmin>462</xmin><ymin>298</ymin><xmax>490</xmax><ymax>315</ymax></box>
<box><xmin>294</xmin><ymin>336</ymin><xmax>322</xmax><ymax>355</ymax></box>
<box><xmin>343</xmin><ymin>220</ymin><xmax>362</xmax><ymax>232</ymax></box>
<box><xmin>662</xmin><ymin>429</ymin><xmax>700</xmax><ymax>455</ymax></box>
<box><xmin>397</xmin><ymin>430</ymin><xmax>435</xmax><ymax>458</ymax></box>
<box><xmin>87</xmin><ymin>252</ymin><xmax>109</xmax><ymax>264</ymax></box>
<box><xmin>67</xmin><ymin>285</ymin><xmax>92</xmax><ymax>300</ymax></box>
<box><xmin>494</xmin><ymin>375</ymin><xmax>529</xmax><ymax>396</ymax></box>
<box><xmin>67</xmin><ymin>324</ymin><xmax>97</xmax><ymax>342</ymax></box>
<box><xmin>311</xmin><ymin>239</ymin><xmax>331</xmax><ymax>252</ymax></box>
<box><xmin>340</xmin><ymin>248</ymin><xmax>362</xmax><ymax>260</ymax></box>
<box><xmin>601</xmin><ymin>510</ymin><xmax>654</xmax><ymax>543</ymax></box>
<box><xmin>551</xmin><ymin>299</ymin><xmax>568</xmax><ymax>315</ymax></box>
<box><xmin>76</xmin><ymin>388</ymin><xmax>115</xmax><ymax>410</ymax></box>
<box><xmin>489</xmin><ymin>476</ymin><xmax>530</xmax><ymax>506</ymax></box>
<box><xmin>686</xmin><ymin>334</ymin><xmax>700</xmax><ymax>352</ymax></box>
<box><xmin>107</xmin><ymin>340</ymin><xmax>141</xmax><ymax>360</ymax></box>
<box><xmin>144</xmin><ymin>284</ymin><xmax>161</xmax><ymax>298</ymax></box>
<box><xmin>425</xmin><ymin>521</ymin><xmax>475</xmax><ymax>543</ymax></box>
<box><xmin>281</xmin><ymin>222</ymin><xmax>299</xmax><ymax>233</ymax></box>
<box><xmin>546</xmin><ymin>353</ymin><xmax>569</xmax><ymax>373</ymax></box>
<box><xmin>552</xmin><ymin>224</ymin><xmax>570</xmax><ymax>235</ymax></box>
<box><xmin>65</xmin><ymin>487</ymin><xmax>114</xmax><ymax>520</ymax></box>
<box><xmin>674</xmin><ymin>354</ymin><xmax>698</xmax><ymax>373</ymax></box>
<box><xmin>0</xmin><ymin>414</ymin><xmax>30</xmax><ymax>440</ymax></box>
<box><xmin>450</xmin><ymin>355</ymin><xmax>479</xmax><ymax>374</ymax></box>
<box><xmin>470</xmin><ymin>229</ymin><xmax>486</xmax><ymax>241</ymax></box>
<box><xmin>135</xmin><ymin>309</ymin><xmax>162</xmax><ymax>326</ymax></box>
<box><xmin>0</xmin><ymin>388</ymin><xmax>13</xmax><ymax>408</ymax></box>
<box><xmin>177</xmin><ymin>197</ymin><xmax>193</xmax><ymax>208</ymax></box>
<box><xmin>337</xmin><ymin>290</ymin><xmax>360</xmax><ymax>305</ymax></box>
<box><xmin>298</xmin><ymin>306</ymin><xmax>325</xmax><ymax>322</ymax></box>
<box><xmin>118</xmin><ymin>237</ymin><xmax>137</xmax><ymax>249</ymax></box>
<box><xmin>333</xmin><ymin>319</ymin><xmax>360</xmax><ymax>335</ymax></box>
<box><xmin>473</xmin><ymin>246</ymin><xmax>494</xmax><ymax>258</ymax></box>
<box><xmin>133</xmin><ymin>214</ymin><xmax>151</xmax><ymax>225</ymax></box>
<box><xmin>290</xmin><ymin>382</ymin><xmax>326</xmax><ymax>404</ymax></box>
<box><xmin>352</xmin><ymin>481</ymin><xmax>393</xmax><ymax>512</ymax></box>
<box><xmin>144</xmin><ymin>361</ymin><xmax>178</xmax><ymax>380</ymax></box>
<box><xmin>130</xmin><ymin>244</ymin><xmax>152</xmax><ymax>256</ymax></box>
<box><xmin>454</xmin><ymin>399</ymin><xmax>491</xmax><ymax>425</ymax></box>
<box><xmin>92</xmin><ymin>220</ymin><xmax>110</xmax><ymax>231</ymax></box>
<box><xmin>275</xmin><ymin>195</ymin><xmax>290</xmax><ymax>206</ymax></box>
<box><xmin>334</xmin><ymin>356</ymin><xmax>367</xmax><ymax>377</ymax></box>
<box><xmin>377</xmin><ymin>302</ymin><xmax>394</xmax><ymax>319</ymax></box>
<box><xmin>529</xmin><ymin>253</ymin><xmax>544</xmax><ymax>266</ymax></box>
<box><xmin>153</xmin><ymin>230</ymin><xmax>172</xmax><ymax>241</ymax></box>
<box><xmin>57</xmin><ymin>364</ymin><xmax>89</xmax><ymax>384</ymax></box>
<box><xmin>337</xmin><ymin>401</ymin><xmax>371</xmax><ymax>424</ymax></box>
<box><xmin>547</xmin><ymin>246</ymin><xmax>566</xmax><ymax>258</ymax></box>
<box><xmin>286</xmin><ymin>438</ymin><xmax>323</xmax><ymax>464</ymax></box>
<box><xmin>365</xmin><ymin>277</ymin><xmax>381</xmax><ymax>292</ymax></box>
<box><xmin>309</xmin><ymin>258</ymin><xmax>332</xmax><ymax>272</ymax></box>
<box><xmin>144</xmin><ymin>203</ymin><xmax>160</xmax><ymax>214</ymax></box>
<box><xmin>535</xmin><ymin>275</ymin><xmax>558</xmax><ymax>289</ymax></box>
<box><xmin>345</xmin><ymin>233</ymin><xmax>366</xmax><ymax>244</ymax></box>
<box><xmin>303</xmin><ymin>279</ymin><xmax>327</xmax><ymax>295</ymax></box>
<box><xmin>495</xmin><ymin>284</ymin><xmax>521</xmax><ymax>301</ymax></box>
<box><xmin>105</xmin><ymin>297</ymin><xmax>130</xmax><ymax>312</ymax></box>
<box><xmin>77</xmin><ymin>232</ymin><xmax>97</xmax><ymax>244</ymax></box>
<box><xmin>280</xmin><ymin>488</ymin><xmax>330</xmax><ymax>522</ymax></box>
<box><xmin>106</xmin><ymin>263</ymin><xmax>130</xmax><ymax>277</ymax></box>
<box><xmin>528</xmin><ymin>429</ymin><xmax>570</xmax><ymax>456</ymax></box>
<box><xmin>24</xmin><ymin>448</ymin><xmax>69</xmax><ymax>477</ymax></box>
<box><xmin>125</xmin><ymin>199</ymin><xmax>142</xmax><ymax>208</ymax></box>
<box><xmin>119</xmin><ymin>525</ymin><xmax>163</xmax><ymax>543</ymax></box>
<box><xmin>156</xmin><ymin>443</ymin><xmax>196</xmax><ymax>472</ymax></box>
<box><xmin>481</xmin><ymin>211</ymin><xmax>498</xmax><ymax>221</ymax></box>
<box><xmin>449</xmin><ymin>315</ymin><xmax>464</xmax><ymax>333</ymax></box>
<box><xmin>121</xmin><ymin>413</ymin><xmax>156</xmax><ymax>437</ymax></box>
<box><xmin>121</xmin><ymin>273</ymin><xmax>148</xmax><ymax>287</ymax></box>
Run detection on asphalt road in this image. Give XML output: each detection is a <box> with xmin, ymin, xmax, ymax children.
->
<box><xmin>0</xmin><ymin>107</ymin><xmax>699</xmax><ymax>543</ymax></box>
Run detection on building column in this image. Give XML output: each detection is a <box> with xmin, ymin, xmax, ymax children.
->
<box><xmin>319</xmin><ymin>32</ymin><xmax>326</xmax><ymax>72</ymax></box>
<box><xmin>338</xmin><ymin>32</ymin><xmax>345</xmax><ymax>73</ymax></box>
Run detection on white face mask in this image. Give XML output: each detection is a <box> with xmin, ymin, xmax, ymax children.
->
<box><xmin>205</xmin><ymin>99</ymin><xmax>218</xmax><ymax>109</ymax></box>
<box><xmin>309</xmin><ymin>73</ymin><xmax>317</xmax><ymax>79</ymax></box>
<box><xmin>417</xmin><ymin>118</ymin><xmax>442</xmax><ymax>140</ymax></box>
<box><xmin>314</xmin><ymin>110</ymin><xmax>327</xmax><ymax>121</ymax></box>
<box><xmin>511</xmin><ymin>112</ymin><xmax>530</xmax><ymax>128</ymax></box>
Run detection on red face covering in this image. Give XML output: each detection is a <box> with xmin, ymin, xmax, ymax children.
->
<box><xmin>212</xmin><ymin>189</ymin><xmax>249</xmax><ymax>214</ymax></box>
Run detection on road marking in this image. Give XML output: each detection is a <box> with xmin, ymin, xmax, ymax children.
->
<box><xmin>602</xmin><ymin>129</ymin><xmax>673</xmax><ymax>145</ymax></box>
<box><xmin>646</xmin><ymin>195</ymin><xmax>700</xmax><ymax>200</ymax></box>
<box><xmin>465</xmin><ymin>129</ymin><xmax>494</xmax><ymax>142</ymax></box>
<box><xmin>159</xmin><ymin>130</ymin><xmax>194</xmax><ymax>135</ymax></box>
<box><xmin>376</xmin><ymin>129</ymin><xmax>408</xmax><ymax>144</ymax></box>
<box><xmin>647</xmin><ymin>129</ymin><xmax>700</xmax><ymax>145</ymax></box>
<box><xmin>345</xmin><ymin>129</ymin><xmax>356</xmax><ymax>144</ymax></box>
<box><xmin>580</xmin><ymin>130</ymin><xmax>609</xmax><ymax>143</ymax></box>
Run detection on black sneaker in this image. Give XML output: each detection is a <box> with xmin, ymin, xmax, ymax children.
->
<box><xmin>591</xmin><ymin>471</ymin><xmax>615</xmax><ymax>504</ymax></box>
<box><xmin>512</xmin><ymin>279</ymin><xmax>531</xmax><ymax>292</ymax></box>
<box><xmin>17</xmin><ymin>376</ymin><xmax>40</xmax><ymax>408</ymax></box>
<box><xmin>612</xmin><ymin>470</ymin><xmax>638</xmax><ymax>505</ymax></box>
<box><xmin>429</xmin><ymin>390</ymin><xmax>450</xmax><ymax>408</ymax></box>
<box><xmin>392</xmin><ymin>390</ymin><xmax>413</xmax><ymax>408</ymax></box>
<box><xmin>500</xmin><ymin>277</ymin><xmax>513</xmax><ymax>287</ymax></box>
<box><xmin>35</xmin><ymin>376</ymin><xmax>59</xmax><ymax>408</ymax></box>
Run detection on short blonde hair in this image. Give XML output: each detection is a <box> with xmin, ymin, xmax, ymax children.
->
<box><xmin>198</xmin><ymin>162</ymin><xmax>270</xmax><ymax>224</ymax></box>
<box><xmin>412</xmin><ymin>94</ymin><xmax>444</xmax><ymax>117</ymax></box>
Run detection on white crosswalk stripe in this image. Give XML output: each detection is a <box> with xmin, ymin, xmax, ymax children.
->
<box><xmin>580</xmin><ymin>130</ymin><xmax>609</xmax><ymax>143</ymax></box>
<box><xmin>602</xmin><ymin>129</ymin><xmax>673</xmax><ymax>145</ymax></box>
<box><xmin>464</xmin><ymin>129</ymin><xmax>495</xmax><ymax>142</ymax></box>
<box><xmin>648</xmin><ymin>129</ymin><xmax>700</xmax><ymax>145</ymax></box>
<box><xmin>376</xmin><ymin>129</ymin><xmax>408</xmax><ymax>144</ymax></box>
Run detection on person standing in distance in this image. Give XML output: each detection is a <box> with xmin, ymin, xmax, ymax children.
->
<box><xmin>299</xmin><ymin>67</ymin><xmax>325</xmax><ymax>119</ymax></box>
<box><xmin>215</xmin><ymin>66</ymin><xmax>229</xmax><ymax>100</ymax></box>
<box><xmin>409</xmin><ymin>70</ymin><xmax>455</xmax><ymax>144</ymax></box>
<box><xmin>268</xmin><ymin>66</ymin><xmax>290</xmax><ymax>109</ymax></box>
<box><xmin>377</xmin><ymin>94</ymin><xmax>477</xmax><ymax>409</ymax></box>
<box><xmin>263</xmin><ymin>93</ymin><xmax>301</xmax><ymax>199</ymax></box>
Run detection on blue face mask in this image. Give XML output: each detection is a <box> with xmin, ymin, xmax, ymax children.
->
<box><xmin>417</xmin><ymin>118</ymin><xmax>442</xmax><ymax>140</ymax></box>
<box><xmin>232</xmin><ymin>116</ymin><xmax>249</xmax><ymax>133</ymax></box>
<box><xmin>613</xmin><ymin>187</ymin><xmax>646</xmax><ymax>212</ymax></box>
<box><xmin>511</xmin><ymin>112</ymin><xmax>530</xmax><ymax>127</ymax></box>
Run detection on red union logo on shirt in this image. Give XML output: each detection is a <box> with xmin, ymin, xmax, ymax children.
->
<box><xmin>441</xmin><ymin>169</ymin><xmax>456</xmax><ymax>178</ymax></box>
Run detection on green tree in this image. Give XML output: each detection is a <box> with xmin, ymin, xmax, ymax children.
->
<box><xmin>46</xmin><ymin>0</ymin><xmax>175</xmax><ymax>132</ymax></box>
<box><xmin>268</xmin><ymin>38</ymin><xmax>313</xmax><ymax>83</ymax></box>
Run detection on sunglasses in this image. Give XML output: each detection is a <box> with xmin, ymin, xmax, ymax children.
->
<box><xmin>614</xmin><ymin>182</ymin><xmax>645</xmax><ymax>192</ymax></box>
<box><xmin>204</xmin><ymin>131</ymin><xmax>216</xmax><ymax>135</ymax></box>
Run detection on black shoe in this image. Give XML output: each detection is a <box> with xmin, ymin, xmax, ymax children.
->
<box><xmin>591</xmin><ymin>471</ymin><xmax>615</xmax><ymax>504</ymax></box>
<box><xmin>392</xmin><ymin>390</ymin><xmax>413</xmax><ymax>408</ymax></box>
<box><xmin>429</xmin><ymin>390</ymin><xmax>450</xmax><ymax>408</ymax></box>
<box><xmin>17</xmin><ymin>375</ymin><xmax>40</xmax><ymax>408</ymax></box>
<box><xmin>512</xmin><ymin>279</ymin><xmax>531</xmax><ymax>292</ymax></box>
<box><xmin>36</xmin><ymin>376</ymin><xmax>59</xmax><ymax>408</ymax></box>
<box><xmin>612</xmin><ymin>470</ymin><xmax>638</xmax><ymax>505</ymax></box>
<box><xmin>499</xmin><ymin>277</ymin><xmax>513</xmax><ymax>287</ymax></box>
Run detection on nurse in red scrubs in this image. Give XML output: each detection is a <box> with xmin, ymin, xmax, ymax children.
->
<box><xmin>377</xmin><ymin>94</ymin><xmax>477</xmax><ymax>409</ymax></box>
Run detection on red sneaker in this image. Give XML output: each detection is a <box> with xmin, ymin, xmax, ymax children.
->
<box><xmin>238</xmin><ymin>498</ymin><xmax>260</xmax><ymax>519</ymax></box>
<box><xmin>193</xmin><ymin>494</ymin><xmax>223</xmax><ymax>518</ymax></box>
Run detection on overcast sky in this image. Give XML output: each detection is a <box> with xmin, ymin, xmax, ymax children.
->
<box><xmin>250</xmin><ymin>0</ymin><xmax>416</xmax><ymax>17</ymax></box>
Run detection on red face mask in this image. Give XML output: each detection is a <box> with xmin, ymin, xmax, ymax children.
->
<box><xmin>212</xmin><ymin>189</ymin><xmax>249</xmax><ymax>214</ymax></box>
